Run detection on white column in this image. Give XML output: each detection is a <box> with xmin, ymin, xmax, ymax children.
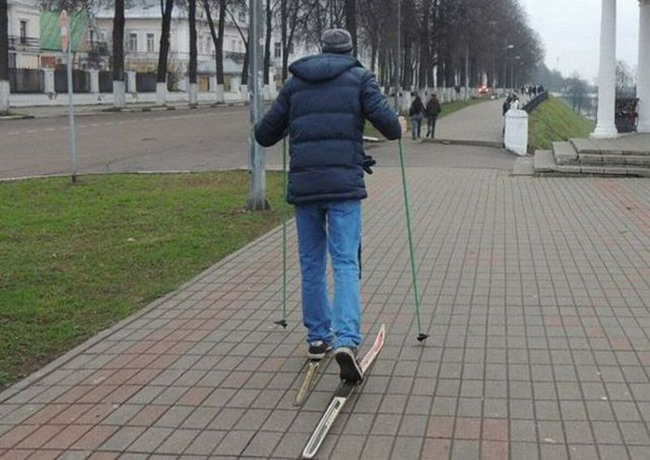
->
<box><xmin>638</xmin><ymin>0</ymin><xmax>650</xmax><ymax>133</ymax></box>
<box><xmin>0</xmin><ymin>80</ymin><xmax>9</xmax><ymax>113</ymax></box>
<box><xmin>113</xmin><ymin>80</ymin><xmax>126</xmax><ymax>108</ymax></box>
<box><xmin>592</xmin><ymin>0</ymin><xmax>619</xmax><ymax>139</ymax></box>
<box><xmin>189</xmin><ymin>83</ymin><xmax>198</xmax><ymax>106</ymax></box>
<box><xmin>89</xmin><ymin>70</ymin><xmax>99</xmax><ymax>94</ymax></box>
<box><xmin>156</xmin><ymin>81</ymin><xmax>167</xmax><ymax>106</ymax></box>
<box><xmin>44</xmin><ymin>68</ymin><xmax>55</xmax><ymax>94</ymax></box>
<box><xmin>126</xmin><ymin>71</ymin><xmax>137</xmax><ymax>94</ymax></box>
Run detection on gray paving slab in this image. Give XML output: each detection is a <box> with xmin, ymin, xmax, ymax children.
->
<box><xmin>434</xmin><ymin>99</ymin><xmax>506</xmax><ymax>145</ymax></box>
<box><xmin>2</xmin><ymin>168</ymin><xmax>650</xmax><ymax>460</ymax></box>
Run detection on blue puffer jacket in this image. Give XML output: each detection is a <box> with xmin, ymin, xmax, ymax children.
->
<box><xmin>255</xmin><ymin>53</ymin><xmax>402</xmax><ymax>205</ymax></box>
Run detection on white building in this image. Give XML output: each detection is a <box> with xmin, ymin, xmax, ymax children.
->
<box><xmin>94</xmin><ymin>0</ymin><xmax>250</xmax><ymax>90</ymax></box>
<box><xmin>7</xmin><ymin>0</ymin><xmax>41</xmax><ymax>69</ymax></box>
<box><xmin>593</xmin><ymin>0</ymin><xmax>650</xmax><ymax>137</ymax></box>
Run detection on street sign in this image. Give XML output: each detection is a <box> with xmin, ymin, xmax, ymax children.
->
<box><xmin>59</xmin><ymin>10</ymin><xmax>69</xmax><ymax>52</ymax></box>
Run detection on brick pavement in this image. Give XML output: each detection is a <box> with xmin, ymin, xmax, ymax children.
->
<box><xmin>434</xmin><ymin>99</ymin><xmax>505</xmax><ymax>146</ymax></box>
<box><xmin>1</xmin><ymin>168</ymin><xmax>650</xmax><ymax>459</ymax></box>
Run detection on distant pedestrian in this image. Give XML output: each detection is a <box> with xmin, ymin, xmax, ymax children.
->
<box><xmin>502</xmin><ymin>95</ymin><xmax>512</xmax><ymax>116</ymax></box>
<box><xmin>425</xmin><ymin>93</ymin><xmax>442</xmax><ymax>139</ymax></box>
<box><xmin>409</xmin><ymin>95</ymin><xmax>425</xmax><ymax>140</ymax></box>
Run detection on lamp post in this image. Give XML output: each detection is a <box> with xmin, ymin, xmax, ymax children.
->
<box><xmin>503</xmin><ymin>43</ymin><xmax>515</xmax><ymax>90</ymax></box>
<box><xmin>394</xmin><ymin>0</ymin><xmax>401</xmax><ymax>112</ymax></box>
<box><xmin>247</xmin><ymin>0</ymin><xmax>268</xmax><ymax>211</ymax></box>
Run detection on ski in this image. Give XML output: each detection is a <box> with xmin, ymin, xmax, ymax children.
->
<box><xmin>294</xmin><ymin>356</ymin><xmax>329</xmax><ymax>406</ymax></box>
<box><xmin>301</xmin><ymin>324</ymin><xmax>386</xmax><ymax>459</ymax></box>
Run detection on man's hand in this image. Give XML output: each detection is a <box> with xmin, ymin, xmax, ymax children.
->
<box><xmin>399</xmin><ymin>116</ymin><xmax>408</xmax><ymax>136</ymax></box>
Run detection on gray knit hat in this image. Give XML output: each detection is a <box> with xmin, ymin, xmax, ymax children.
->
<box><xmin>321</xmin><ymin>29</ymin><xmax>353</xmax><ymax>54</ymax></box>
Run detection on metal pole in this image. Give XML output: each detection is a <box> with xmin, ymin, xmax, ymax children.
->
<box><xmin>66</xmin><ymin>19</ymin><xmax>77</xmax><ymax>183</ymax></box>
<box><xmin>247</xmin><ymin>0</ymin><xmax>268</xmax><ymax>211</ymax></box>
<box><xmin>503</xmin><ymin>39</ymin><xmax>508</xmax><ymax>91</ymax></box>
<box><xmin>397</xmin><ymin>139</ymin><xmax>429</xmax><ymax>343</ymax></box>
<box><xmin>464</xmin><ymin>45</ymin><xmax>469</xmax><ymax>100</ymax></box>
<box><xmin>394</xmin><ymin>0</ymin><xmax>401</xmax><ymax>112</ymax></box>
<box><xmin>274</xmin><ymin>137</ymin><xmax>288</xmax><ymax>329</ymax></box>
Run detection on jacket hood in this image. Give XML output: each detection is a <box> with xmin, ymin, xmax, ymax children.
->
<box><xmin>289</xmin><ymin>53</ymin><xmax>361</xmax><ymax>83</ymax></box>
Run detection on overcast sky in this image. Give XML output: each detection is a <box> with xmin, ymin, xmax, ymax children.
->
<box><xmin>518</xmin><ymin>0</ymin><xmax>640</xmax><ymax>82</ymax></box>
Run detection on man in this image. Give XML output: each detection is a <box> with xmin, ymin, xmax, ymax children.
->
<box><xmin>425</xmin><ymin>93</ymin><xmax>442</xmax><ymax>138</ymax></box>
<box><xmin>255</xmin><ymin>29</ymin><xmax>403</xmax><ymax>383</ymax></box>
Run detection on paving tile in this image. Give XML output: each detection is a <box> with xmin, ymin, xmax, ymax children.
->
<box><xmin>184</xmin><ymin>430</ymin><xmax>226</xmax><ymax>456</ymax></box>
<box><xmin>212</xmin><ymin>430</ymin><xmax>255</xmax><ymax>456</ymax></box>
<box><xmin>127</xmin><ymin>427</ymin><xmax>174</xmax><ymax>453</ymax></box>
<box><xmin>155</xmin><ymin>428</ymin><xmax>200</xmax><ymax>454</ymax></box>
<box><xmin>360</xmin><ymin>435</ymin><xmax>394</xmax><ymax>460</ymax></box>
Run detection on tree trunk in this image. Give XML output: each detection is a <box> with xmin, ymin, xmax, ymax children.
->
<box><xmin>1</xmin><ymin>0</ymin><xmax>10</xmax><ymax>83</ymax></box>
<box><xmin>204</xmin><ymin>0</ymin><xmax>219</xmax><ymax>80</ymax></box>
<box><xmin>112</xmin><ymin>0</ymin><xmax>125</xmax><ymax>107</ymax></box>
<box><xmin>189</xmin><ymin>0</ymin><xmax>197</xmax><ymax>84</ymax></box>
<box><xmin>157</xmin><ymin>0</ymin><xmax>174</xmax><ymax>84</ymax></box>
<box><xmin>418</xmin><ymin>1</ymin><xmax>429</xmax><ymax>89</ymax></box>
<box><xmin>241</xmin><ymin>44</ymin><xmax>249</xmax><ymax>85</ymax></box>
<box><xmin>264</xmin><ymin>0</ymin><xmax>272</xmax><ymax>85</ymax></box>
<box><xmin>281</xmin><ymin>0</ymin><xmax>288</xmax><ymax>81</ymax></box>
<box><xmin>188</xmin><ymin>0</ymin><xmax>197</xmax><ymax>104</ymax></box>
<box><xmin>112</xmin><ymin>0</ymin><xmax>125</xmax><ymax>82</ymax></box>
<box><xmin>0</xmin><ymin>0</ymin><xmax>8</xmax><ymax>112</ymax></box>
<box><xmin>217</xmin><ymin>0</ymin><xmax>225</xmax><ymax>84</ymax></box>
<box><xmin>344</xmin><ymin>0</ymin><xmax>357</xmax><ymax>57</ymax></box>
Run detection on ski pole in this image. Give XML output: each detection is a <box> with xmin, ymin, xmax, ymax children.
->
<box><xmin>398</xmin><ymin>138</ymin><xmax>429</xmax><ymax>343</ymax></box>
<box><xmin>275</xmin><ymin>137</ymin><xmax>288</xmax><ymax>329</ymax></box>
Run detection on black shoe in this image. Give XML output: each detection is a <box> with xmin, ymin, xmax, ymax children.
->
<box><xmin>308</xmin><ymin>341</ymin><xmax>332</xmax><ymax>360</ymax></box>
<box><xmin>335</xmin><ymin>347</ymin><xmax>364</xmax><ymax>383</ymax></box>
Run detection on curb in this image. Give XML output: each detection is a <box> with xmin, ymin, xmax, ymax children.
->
<box><xmin>422</xmin><ymin>138</ymin><xmax>504</xmax><ymax>149</ymax></box>
<box><xmin>0</xmin><ymin>114</ymin><xmax>35</xmax><ymax>121</ymax></box>
<box><xmin>5</xmin><ymin>101</ymin><xmax>252</xmax><ymax>120</ymax></box>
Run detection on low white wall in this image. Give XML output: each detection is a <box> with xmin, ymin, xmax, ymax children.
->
<box><xmin>8</xmin><ymin>90</ymin><xmax>247</xmax><ymax>108</ymax></box>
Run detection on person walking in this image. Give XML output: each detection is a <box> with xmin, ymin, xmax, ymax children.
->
<box><xmin>425</xmin><ymin>93</ymin><xmax>442</xmax><ymax>139</ymax></box>
<box><xmin>409</xmin><ymin>95</ymin><xmax>425</xmax><ymax>140</ymax></box>
<box><xmin>255</xmin><ymin>29</ymin><xmax>404</xmax><ymax>383</ymax></box>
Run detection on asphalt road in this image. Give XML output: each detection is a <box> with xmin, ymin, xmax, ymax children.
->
<box><xmin>0</xmin><ymin>105</ymin><xmax>517</xmax><ymax>179</ymax></box>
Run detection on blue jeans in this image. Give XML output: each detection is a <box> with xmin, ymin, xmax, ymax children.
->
<box><xmin>411</xmin><ymin>115</ymin><xmax>423</xmax><ymax>139</ymax></box>
<box><xmin>295</xmin><ymin>200</ymin><xmax>362</xmax><ymax>348</ymax></box>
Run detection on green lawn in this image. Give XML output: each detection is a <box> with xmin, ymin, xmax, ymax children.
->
<box><xmin>528</xmin><ymin>98</ymin><xmax>596</xmax><ymax>151</ymax></box>
<box><xmin>364</xmin><ymin>97</ymin><xmax>488</xmax><ymax>139</ymax></box>
<box><xmin>0</xmin><ymin>172</ymin><xmax>286</xmax><ymax>390</ymax></box>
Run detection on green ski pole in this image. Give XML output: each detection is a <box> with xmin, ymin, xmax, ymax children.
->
<box><xmin>398</xmin><ymin>138</ymin><xmax>429</xmax><ymax>343</ymax></box>
<box><xmin>275</xmin><ymin>137</ymin><xmax>288</xmax><ymax>329</ymax></box>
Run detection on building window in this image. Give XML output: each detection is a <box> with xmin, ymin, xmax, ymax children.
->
<box><xmin>20</xmin><ymin>21</ymin><xmax>27</xmax><ymax>44</ymax></box>
<box><xmin>238</xmin><ymin>11</ymin><xmax>246</xmax><ymax>22</ymax></box>
<box><xmin>89</xmin><ymin>29</ymin><xmax>95</xmax><ymax>44</ymax></box>
<box><xmin>147</xmin><ymin>33</ymin><xmax>154</xmax><ymax>52</ymax></box>
<box><xmin>274</xmin><ymin>42</ymin><xmax>281</xmax><ymax>59</ymax></box>
<box><xmin>128</xmin><ymin>33</ymin><xmax>138</xmax><ymax>52</ymax></box>
<box><xmin>231</xmin><ymin>39</ymin><xmax>236</xmax><ymax>52</ymax></box>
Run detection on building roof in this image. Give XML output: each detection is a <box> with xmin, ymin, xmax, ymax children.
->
<box><xmin>40</xmin><ymin>10</ymin><xmax>89</xmax><ymax>52</ymax></box>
